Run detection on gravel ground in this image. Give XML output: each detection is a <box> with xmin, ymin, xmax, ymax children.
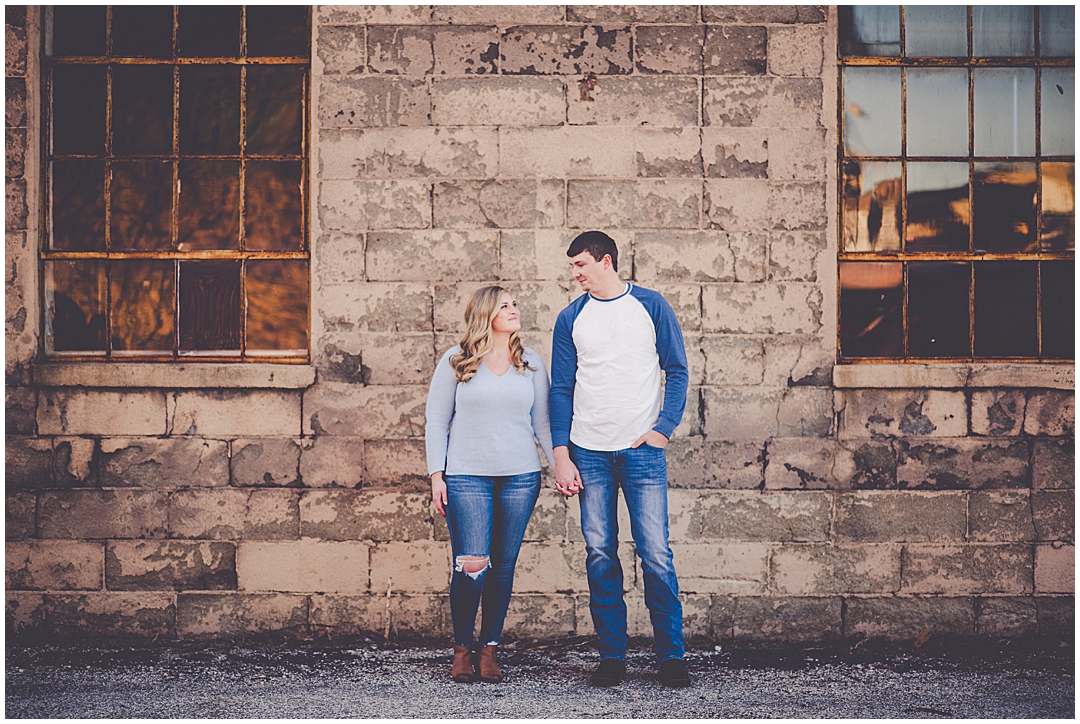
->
<box><xmin>5</xmin><ymin>637</ymin><xmax>1074</xmax><ymax>719</ymax></box>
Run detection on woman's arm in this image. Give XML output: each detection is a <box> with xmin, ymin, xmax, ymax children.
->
<box><xmin>529</xmin><ymin>353</ymin><xmax>556</xmax><ymax>470</ymax></box>
<box><xmin>424</xmin><ymin>350</ymin><xmax>457</xmax><ymax>477</ymax></box>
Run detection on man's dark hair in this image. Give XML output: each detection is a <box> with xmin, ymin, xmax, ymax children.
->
<box><xmin>566</xmin><ymin>230</ymin><xmax>618</xmax><ymax>272</ymax></box>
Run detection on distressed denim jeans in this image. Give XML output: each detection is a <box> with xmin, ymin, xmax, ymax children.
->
<box><xmin>444</xmin><ymin>472</ymin><xmax>540</xmax><ymax>647</ymax></box>
<box><xmin>571</xmin><ymin>443</ymin><xmax>684</xmax><ymax>662</ymax></box>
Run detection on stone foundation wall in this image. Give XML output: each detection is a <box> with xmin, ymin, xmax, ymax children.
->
<box><xmin>6</xmin><ymin>5</ymin><xmax>1074</xmax><ymax>644</ymax></box>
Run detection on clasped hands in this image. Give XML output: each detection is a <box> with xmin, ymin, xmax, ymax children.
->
<box><xmin>552</xmin><ymin>430</ymin><xmax>668</xmax><ymax>498</ymax></box>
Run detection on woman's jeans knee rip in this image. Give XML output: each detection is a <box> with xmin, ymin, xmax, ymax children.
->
<box><xmin>454</xmin><ymin>555</ymin><xmax>490</xmax><ymax>580</ymax></box>
<box><xmin>570</xmin><ymin>443</ymin><xmax>684</xmax><ymax>662</ymax></box>
<box><xmin>445</xmin><ymin>472</ymin><xmax>540</xmax><ymax>647</ymax></box>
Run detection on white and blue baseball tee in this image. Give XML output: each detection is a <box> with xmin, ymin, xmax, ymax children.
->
<box><xmin>550</xmin><ymin>283</ymin><xmax>688</xmax><ymax>452</ymax></box>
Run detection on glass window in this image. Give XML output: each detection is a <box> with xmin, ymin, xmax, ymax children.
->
<box><xmin>1042</xmin><ymin>68</ymin><xmax>1075</xmax><ymax>155</ymax></box>
<box><xmin>906</xmin><ymin>162</ymin><xmax>970</xmax><ymax>252</ymax></box>
<box><xmin>843</xmin><ymin>68</ymin><xmax>902</xmax><ymax>155</ymax></box>
<box><xmin>840</xmin><ymin>6</ymin><xmax>1073</xmax><ymax>362</ymax></box>
<box><xmin>839</xmin><ymin>5</ymin><xmax>901</xmax><ymax>57</ymax></box>
<box><xmin>43</xmin><ymin>6</ymin><xmax>311</xmax><ymax>362</ymax></box>
<box><xmin>1041</xmin><ymin>5</ymin><xmax>1076</xmax><ymax>58</ymax></box>
<box><xmin>905</xmin><ymin>6</ymin><xmax>968</xmax><ymax>57</ymax></box>
<box><xmin>973</xmin><ymin>69</ymin><xmax>1036</xmax><ymax>156</ymax></box>
<box><xmin>973</xmin><ymin>6</ymin><xmax>1035</xmax><ymax>57</ymax></box>
<box><xmin>907</xmin><ymin>69</ymin><xmax>969</xmax><ymax>155</ymax></box>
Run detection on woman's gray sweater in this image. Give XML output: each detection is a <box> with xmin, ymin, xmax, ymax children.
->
<box><xmin>425</xmin><ymin>346</ymin><xmax>556</xmax><ymax>476</ymax></box>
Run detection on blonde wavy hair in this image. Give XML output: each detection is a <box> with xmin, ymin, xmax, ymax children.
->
<box><xmin>450</xmin><ymin>286</ymin><xmax>532</xmax><ymax>383</ymax></box>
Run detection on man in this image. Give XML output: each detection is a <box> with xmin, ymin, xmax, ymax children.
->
<box><xmin>550</xmin><ymin>230</ymin><xmax>690</xmax><ymax>688</ymax></box>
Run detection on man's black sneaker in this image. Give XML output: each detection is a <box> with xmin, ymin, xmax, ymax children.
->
<box><xmin>658</xmin><ymin>658</ymin><xmax>691</xmax><ymax>688</ymax></box>
<box><xmin>590</xmin><ymin>658</ymin><xmax>626</xmax><ymax>687</ymax></box>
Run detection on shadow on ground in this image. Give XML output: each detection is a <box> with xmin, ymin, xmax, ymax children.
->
<box><xmin>6</xmin><ymin>635</ymin><xmax>1074</xmax><ymax>718</ymax></box>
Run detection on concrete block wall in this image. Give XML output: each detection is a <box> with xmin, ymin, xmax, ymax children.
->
<box><xmin>5</xmin><ymin>5</ymin><xmax>1074</xmax><ymax>644</ymax></box>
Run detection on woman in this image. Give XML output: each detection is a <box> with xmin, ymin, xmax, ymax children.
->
<box><xmin>425</xmin><ymin>286</ymin><xmax>555</xmax><ymax>684</ymax></box>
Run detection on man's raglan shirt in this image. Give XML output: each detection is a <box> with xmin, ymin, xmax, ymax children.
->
<box><xmin>550</xmin><ymin>283</ymin><xmax>688</xmax><ymax>452</ymax></box>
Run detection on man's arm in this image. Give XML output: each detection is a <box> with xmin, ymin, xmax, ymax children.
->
<box><xmin>549</xmin><ymin>310</ymin><xmax>577</xmax><ymax>449</ymax></box>
<box><xmin>550</xmin><ymin>309</ymin><xmax>583</xmax><ymax>496</ymax></box>
<box><xmin>648</xmin><ymin>292</ymin><xmax>689</xmax><ymax>439</ymax></box>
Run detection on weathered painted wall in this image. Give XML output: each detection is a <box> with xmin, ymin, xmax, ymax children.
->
<box><xmin>6</xmin><ymin>5</ymin><xmax>1074</xmax><ymax>644</ymax></box>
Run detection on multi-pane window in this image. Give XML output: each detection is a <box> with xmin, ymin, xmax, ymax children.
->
<box><xmin>42</xmin><ymin>6</ymin><xmax>311</xmax><ymax>361</ymax></box>
<box><xmin>838</xmin><ymin>6</ymin><xmax>1074</xmax><ymax>361</ymax></box>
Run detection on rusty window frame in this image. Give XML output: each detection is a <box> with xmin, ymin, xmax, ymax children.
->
<box><xmin>40</xmin><ymin>5</ymin><xmax>312</xmax><ymax>363</ymax></box>
<box><xmin>837</xmin><ymin>5</ymin><xmax>1074</xmax><ymax>363</ymax></box>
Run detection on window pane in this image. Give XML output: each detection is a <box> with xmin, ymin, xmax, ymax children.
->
<box><xmin>179</xmin><ymin>261</ymin><xmax>240</xmax><ymax>351</ymax></box>
<box><xmin>839</xmin><ymin>5</ymin><xmax>900</xmax><ymax>57</ymax></box>
<box><xmin>907</xmin><ymin>69</ymin><xmax>968</xmax><ymax>156</ymax></box>
<box><xmin>974</xmin><ymin>261</ymin><xmax>1038</xmax><ymax>357</ymax></box>
<box><xmin>111</xmin><ymin>162</ymin><xmax>173</xmax><ymax>250</ymax></box>
<box><xmin>906</xmin><ymin>162</ymin><xmax>970</xmax><ymax>252</ymax></box>
<box><xmin>905</xmin><ymin>6</ymin><xmax>968</xmax><ymax>57</ymax></box>
<box><xmin>52</xmin><ymin>66</ymin><xmax>106</xmax><ymax>155</ymax></box>
<box><xmin>973</xmin><ymin>6</ymin><xmax>1035</xmax><ymax>57</ymax></box>
<box><xmin>112</xmin><ymin>6</ymin><xmax>173</xmax><ymax>59</ymax></box>
<box><xmin>842</xmin><ymin>161</ymin><xmax>902</xmax><ymax>252</ymax></box>
<box><xmin>178</xmin><ymin>161</ymin><xmax>240</xmax><ymax>250</ymax></box>
<box><xmin>50</xmin><ymin>6</ymin><xmax>105</xmax><ymax>57</ymax></box>
<box><xmin>45</xmin><ymin>260</ymin><xmax>106</xmax><ymax>353</ymax></box>
<box><xmin>246</xmin><ymin>66</ymin><xmax>305</xmax><ymax>155</ymax></box>
<box><xmin>1041</xmin><ymin>162</ymin><xmax>1075</xmax><ymax>251</ymax></box>
<box><xmin>179</xmin><ymin>66</ymin><xmax>240</xmax><ymax>154</ymax></box>
<box><xmin>246</xmin><ymin>261</ymin><xmax>309</xmax><ymax>352</ymax></box>
<box><xmin>112</xmin><ymin>65</ymin><xmax>174</xmax><ymax>156</ymax></box>
<box><xmin>178</xmin><ymin>6</ymin><xmax>240</xmax><ymax>58</ymax></box>
<box><xmin>839</xmin><ymin>262</ymin><xmax>903</xmax><ymax>358</ymax></box>
<box><xmin>1041</xmin><ymin>68</ymin><xmax>1075</xmax><ymax>156</ymax></box>
<box><xmin>1041</xmin><ymin>261</ymin><xmax>1075</xmax><ymax>358</ymax></box>
<box><xmin>973</xmin><ymin>162</ymin><xmax>1037</xmax><ymax>253</ymax></box>
<box><xmin>974</xmin><ymin>69</ymin><xmax>1036</xmax><ymax>156</ymax></box>
<box><xmin>246</xmin><ymin>161</ymin><xmax>304</xmax><ymax>250</ymax></box>
<box><xmin>110</xmin><ymin>260</ymin><xmax>175</xmax><ymax>353</ymax></box>
<box><xmin>51</xmin><ymin>160</ymin><xmax>105</xmax><ymax>251</ymax></box>
<box><xmin>908</xmin><ymin>262</ymin><xmax>971</xmax><ymax>358</ymax></box>
<box><xmin>1041</xmin><ymin>5</ymin><xmax>1075</xmax><ymax>57</ymax></box>
<box><xmin>844</xmin><ymin>68</ymin><xmax>901</xmax><ymax>155</ymax></box>
<box><xmin>246</xmin><ymin>6</ymin><xmax>310</xmax><ymax>57</ymax></box>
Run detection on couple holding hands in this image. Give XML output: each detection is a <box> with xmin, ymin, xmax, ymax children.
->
<box><xmin>424</xmin><ymin>231</ymin><xmax>691</xmax><ymax>689</ymax></box>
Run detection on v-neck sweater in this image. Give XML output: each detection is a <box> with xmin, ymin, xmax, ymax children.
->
<box><xmin>425</xmin><ymin>346</ymin><xmax>555</xmax><ymax>476</ymax></box>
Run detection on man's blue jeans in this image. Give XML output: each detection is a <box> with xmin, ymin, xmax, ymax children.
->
<box><xmin>444</xmin><ymin>472</ymin><xmax>540</xmax><ymax>647</ymax></box>
<box><xmin>571</xmin><ymin>443</ymin><xmax>684</xmax><ymax>662</ymax></box>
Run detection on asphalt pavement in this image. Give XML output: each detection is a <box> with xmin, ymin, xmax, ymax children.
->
<box><xmin>5</xmin><ymin>636</ymin><xmax>1074</xmax><ymax>718</ymax></box>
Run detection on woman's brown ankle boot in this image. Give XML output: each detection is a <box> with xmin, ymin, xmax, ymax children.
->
<box><xmin>451</xmin><ymin>645</ymin><xmax>477</xmax><ymax>682</ymax></box>
<box><xmin>478</xmin><ymin>645</ymin><xmax>502</xmax><ymax>683</ymax></box>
